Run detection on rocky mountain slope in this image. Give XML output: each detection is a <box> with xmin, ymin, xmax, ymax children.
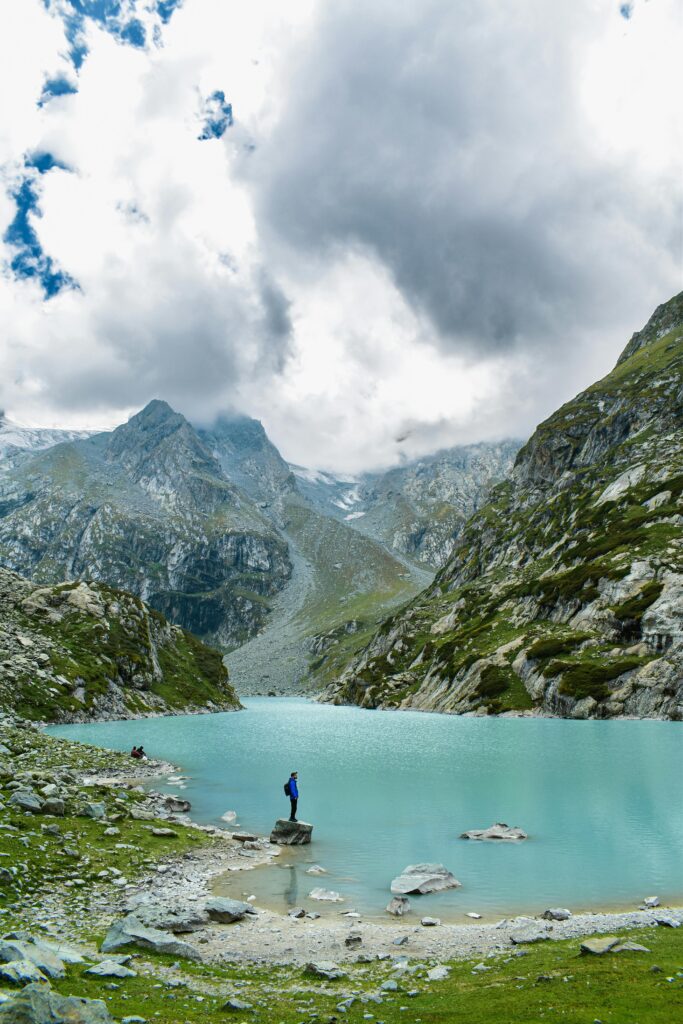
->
<box><xmin>0</xmin><ymin>567</ymin><xmax>240</xmax><ymax>721</ymax></box>
<box><xmin>323</xmin><ymin>293</ymin><xmax>683</xmax><ymax>720</ymax></box>
<box><xmin>0</xmin><ymin>413</ymin><xmax>92</xmax><ymax>474</ymax></box>
<box><xmin>0</xmin><ymin>401</ymin><xmax>291</xmax><ymax>648</ymax></box>
<box><xmin>292</xmin><ymin>440</ymin><xmax>519</xmax><ymax>567</ymax></box>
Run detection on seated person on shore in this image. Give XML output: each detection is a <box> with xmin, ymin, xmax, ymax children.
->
<box><xmin>130</xmin><ymin>746</ymin><xmax>142</xmax><ymax>759</ymax></box>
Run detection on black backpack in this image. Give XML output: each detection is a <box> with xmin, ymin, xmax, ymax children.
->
<box><xmin>284</xmin><ymin>779</ymin><xmax>291</xmax><ymax>796</ymax></box>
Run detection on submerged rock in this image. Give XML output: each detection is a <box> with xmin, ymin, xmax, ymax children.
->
<box><xmin>309</xmin><ymin>887</ymin><xmax>343</xmax><ymax>902</ymax></box>
<box><xmin>460</xmin><ymin>823</ymin><xmax>528</xmax><ymax>841</ymax></box>
<box><xmin>390</xmin><ymin>864</ymin><xmax>461</xmax><ymax>895</ymax></box>
<box><xmin>270</xmin><ymin>819</ymin><xmax>313</xmax><ymax>845</ymax></box>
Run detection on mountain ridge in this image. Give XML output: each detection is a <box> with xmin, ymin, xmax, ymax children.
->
<box><xmin>322</xmin><ymin>292</ymin><xmax>683</xmax><ymax>719</ymax></box>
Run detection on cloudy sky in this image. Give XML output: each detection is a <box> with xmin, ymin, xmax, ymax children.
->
<box><xmin>0</xmin><ymin>0</ymin><xmax>680</xmax><ymax>473</ymax></box>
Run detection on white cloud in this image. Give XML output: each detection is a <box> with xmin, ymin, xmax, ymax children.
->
<box><xmin>0</xmin><ymin>0</ymin><xmax>680</xmax><ymax>470</ymax></box>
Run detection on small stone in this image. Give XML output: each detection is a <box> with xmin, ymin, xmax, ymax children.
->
<box><xmin>393</xmin><ymin>935</ymin><xmax>408</xmax><ymax>946</ymax></box>
<box><xmin>306</xmin><ymin>864</ymin><xmax>327</xmax><ymax>875</ymax></box>
<box><xmin>612</xmin><ymin>942</ymin><xmax>650</xmax><ymax>953</ymax></box>
<box><xmin>344</xmin><ymin>934</ymin><xmax>362</xmax><ymax>948</ymax></box>
<box><xmin>288</xmin><ymin>908</ymin><xmax>306</xmax><ymax>919</ymax></box>
<box><xmin>654</xmin><ymin>916</ymin><xmax>680</xmax><ymax>928</ymax></box>
<box><xmin>390</xmin><ymin>864</ymin><xmax>460</xmax><ymax>895</ymax></box>
<box><xmin>204</xmin><ymin>898</ymin><xmax>256</xmax><ymax>924</ymax></box>
<box><xmin>304</xmin><ymin>961</ymin><xmax>347</xmax><ymax>980</ymax></box>
<box><xmin>81</xmin><ymin>802</ymin><xmax>106</xmax><ymax>820</ymax></box>
<box><xmin>426</xmin><ymin>965</ymin><xmax>450</xmax><ymax>981</ymax></box>
<box><xmin>103</xmin><ymin>827</ymin><xmax>120</xmax><ymax>837</ymax></box>
<box><xmin>420</xmin><ymin>917</ymin><xmax>440</xmax><ymax>927</ymax></box>
<box><xmin>85</xmin><ymin>960</ymin><xmax>138</xmax><ymax>978</ymax></box>
<box><xmin>642</xmin><ymin>896</ymin><xmax>660</xmax><ymax>908</ymax></box>
<box><xmin>151</xmin><ymin>828</ymin><xmax>177</xmax><ymax>838</ymax></box>
<box><xmin>380</xmin><ymin>980</ymin><xmax>398</xmax><ymax>992</ymax></box>
<box><xmin>542</xmin><ymin>908</ymin><xmax>571</xmax><ymax>921</ymax></box>
<box><xmin>466</xmin><ymin>912</ymin><xmax>482</xmax><ymax>919</ymax></box>
<box><xmin>580</xmin><ymin>936</ymin><xmax>620</xmax><ymax>955</ymax></box>
<box><xmin>386</xmin><ymin>897</ymin><xmax>410</xmax><ymax>917</ymax></box>
<box><xmin>221</xmin><ymin>998</ymin><xmax>253</xmax><ymax>1012</ymax></box>
<box><xmin>460</xmin><ymin>823</ymin><xmax>528</xmax><ymax>841</ymax></box>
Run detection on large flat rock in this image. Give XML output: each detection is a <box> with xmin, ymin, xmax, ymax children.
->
<box><xmin>390</xmin><ymin>863</ymin><xmax>461</xmax><ymax>895</ymax></box>
<box><xmin>460</xmin><ymin>822</ymin><xmax>528</xmax><ymax>841</ymax></box>
<box><xmin>270</xmin><ymin>819</ymin><xmax>313</xmax><ymax>845</ymax></box>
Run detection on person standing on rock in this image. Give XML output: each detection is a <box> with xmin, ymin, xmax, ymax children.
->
<box><xmin>286</xmin><ymin>771</ymin><xmax>299</xmax><ymax>821</ymax></box>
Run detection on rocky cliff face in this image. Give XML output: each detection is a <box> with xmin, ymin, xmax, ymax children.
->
<box><xmin>292</xmin><ymin>441</ymin><xmax>519</xmax><ymax>568</ymax></box>
<box><xmin>0</xmin><ymin>567</ymin><xmax>241</xmax><ymax>721</ymax></box>
<box><xmin>323</xmin><ymin>293</ymin><xmax>683</xmax><ymax>720</ymax></box>
<box><xmin>0</xmin><ymin>401</ymin><xmax>291</xmax><ymax>648</ymax></box>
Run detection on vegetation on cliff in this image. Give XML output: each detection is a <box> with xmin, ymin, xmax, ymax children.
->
<box><xmin>323</xmin><ymin>294</ymin><xmax>683</xmax><ymax>719</ymax></box>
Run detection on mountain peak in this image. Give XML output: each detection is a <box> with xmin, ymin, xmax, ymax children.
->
<box><xmin>617</xmin><ymin>290</ymin><xmax>683</xmax><ymax>365</ymax></box>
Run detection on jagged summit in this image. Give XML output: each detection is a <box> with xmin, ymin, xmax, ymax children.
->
<box><xmin>618</xmin><ymin>290</ymin><xmax>683</xmax><ymax>365</ymax></box>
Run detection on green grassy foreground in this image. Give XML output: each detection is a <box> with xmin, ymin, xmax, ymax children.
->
<box><xmin>42</xmin><ymin>926</ymin><xmax>683</xmax><ymax>1023</ymax></box>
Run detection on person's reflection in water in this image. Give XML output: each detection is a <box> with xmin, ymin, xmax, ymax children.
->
<box><xmin>283</xmin><ymin>864</ymin><xmax>298</xmax><ymax>907</ymax></box>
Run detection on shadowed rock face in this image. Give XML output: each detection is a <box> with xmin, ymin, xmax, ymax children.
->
<box><xmin>0</xmin><ymin>400</ymin><xmax>291</xmax><ymax>647</ymax></box>
<box><xmin>323</xmin><ymin>292</ymin><xmax>683</xmax><ymax>720</ymax></box>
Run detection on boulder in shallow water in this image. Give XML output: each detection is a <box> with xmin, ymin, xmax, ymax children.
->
<box><xmin>270</xmin><ymin>819</ymin><xmax>313</xmax><ymax>845</ymax></box>
<box><xmin>386</xmin><ymin>896</ymin><xmax>410</xmax><ymax>917</ymax></box>
<box><xmin>390</xmin><ymin>864</ymin><xmax>461</xmax><ymax>895</ymax></box>
<box><xmin>0</xmin><ymin>983</ymin><xmax>114</xmax><ymax>1023</ymax></box>
<box><xmin>460</xmin><ymin>823</ymin><xmax>528</xmax><ymax>841</ymax></box>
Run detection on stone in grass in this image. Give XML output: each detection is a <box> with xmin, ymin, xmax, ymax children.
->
<box><xmin>613</xmin><ymin>941</ymin><xmax>651</xmax><ymax>953</ymax></box>
<box><xmin>0</xmin><ymin>940</ymin><xmax>66</xmax><ymax>978</ymax></box>
<box><xmin>0</xmin><ymin>959</ymin><xmax>48</xmax><ymax>984</ymax></box>
<box><xmin>85</xmin><ymin>961</ymin><xmax>138</xmax><ymax>979</ymax></box>
<box><xmin>222</xmin><ymin>998</ymin><xmax>253</xmax><ymax>1012</ymax></box>
<box><xmin>391</xmin><ymin>864</ymin><xmax>460</xmax><ymax>895</ymax></box>
<box><xmin>7</xmin><ymin>791</ymin><xmax>42</xmax><ymax>813</ymax></box>
<box><xmin>270</xmin><ymin>819</ymin><xmax>313</xmax><ymax>846</ymax></box>
<box><xmin>426</xmin><ymin>965</ymin><xmax>450</xmax><ymax>981</ymax></box>
<box><xmin>204</xmin><ymin>898</ymin><xmax>257</xmax><ymax>924</ymax></box>
<box><xmin>0</xmin><ymin>982</ymin><xmax>114</xmax><ymax>1022</ymax></box>
<box><xmin>386</xmin><ymin>896</ymin><xmax>410</xmax><ymax>917</ymax></box>
<box><xmin>121</xmin><ymin>1017</ymin><xmax>147</xmax><ymax>1023</ymax></box>
<box><xmin>304</xmin><ymin>961</ymin><xmax>348</xmax><ymax>980</ymax></box>
<box><xmin>100</xmin><ymin>915</ymin><xmax>202</xmax><ymax>961</ymax></box>
<box><xmin>542</xmin><ymin>908</ymin><xmax>572</xmax><ymax>921</ymax></box>
<box><xmin>80</xmin><ymin>802</ymin><xmax>106</xmax><ymax>820</ymax></box>
<box><xmin>150</xmin><ymin>828</ymin><xmax>177</xmax><ymax>838</ymax></box>
<box><xmin>41</xmin><ymin>798</ymin><xmax>65</xmax><ymax>817</ymax></box>
<box><xmin>580</xmin><ymin>936</ymin><xmax>620</xmax><ymax>956</ymax></box>
<box><xmin>510</xmin><ymin>926</ymin><xmax>550</xmax><ymax>945</ymax></box>
<box><xmin>381</xmin><ymin>980</ymin><xmax>398</xmax><ymax>992</ymax></box>
<box><xmin>33</xmin><ymin>939</ymin><xmax>85</xmax><ymax>965</ymax></box>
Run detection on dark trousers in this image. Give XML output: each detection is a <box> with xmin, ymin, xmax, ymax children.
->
<box><xmin>289</xmin><ymin>797</ymin><xmax>298</xmax><ymax>821</ymax></box>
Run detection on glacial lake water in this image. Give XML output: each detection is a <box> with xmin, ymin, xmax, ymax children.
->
<box><xmin>48</xmin><ymin>698</ymin><xmax>683</xmax><ymax>921</ymax></box>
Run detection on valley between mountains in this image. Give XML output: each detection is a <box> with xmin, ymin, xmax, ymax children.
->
<box><xmin>0</xmin><ymin>293</ymin><xmax>681</xmax><ymax>722</ymax></box>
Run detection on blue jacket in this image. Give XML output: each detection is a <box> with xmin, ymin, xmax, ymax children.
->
<box><xmin>289</xmin><ymin>777</ymin><xmax>299</xmax><ymax>799</ymax></box>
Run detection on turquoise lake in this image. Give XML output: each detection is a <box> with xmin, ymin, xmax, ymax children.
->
<box><xmin>48</xmin><ymin>698</ymin><xmax>683</xmax><ymax>920</ymax></box>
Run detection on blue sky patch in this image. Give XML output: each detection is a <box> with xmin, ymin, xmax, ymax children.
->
<box><xmin>3</xmin><ymin>171</ymin><xmax>78</xmax><ymax>299</ymax></box>
<box><xmin>39</xmin><ymin>74</ymin><xmax>78</xmax><ymax>107</ymax></box>
<box><xmin>198</xmin><ymin>90</ymin><xmax>234</xmax><ymax>140</ymax></box>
